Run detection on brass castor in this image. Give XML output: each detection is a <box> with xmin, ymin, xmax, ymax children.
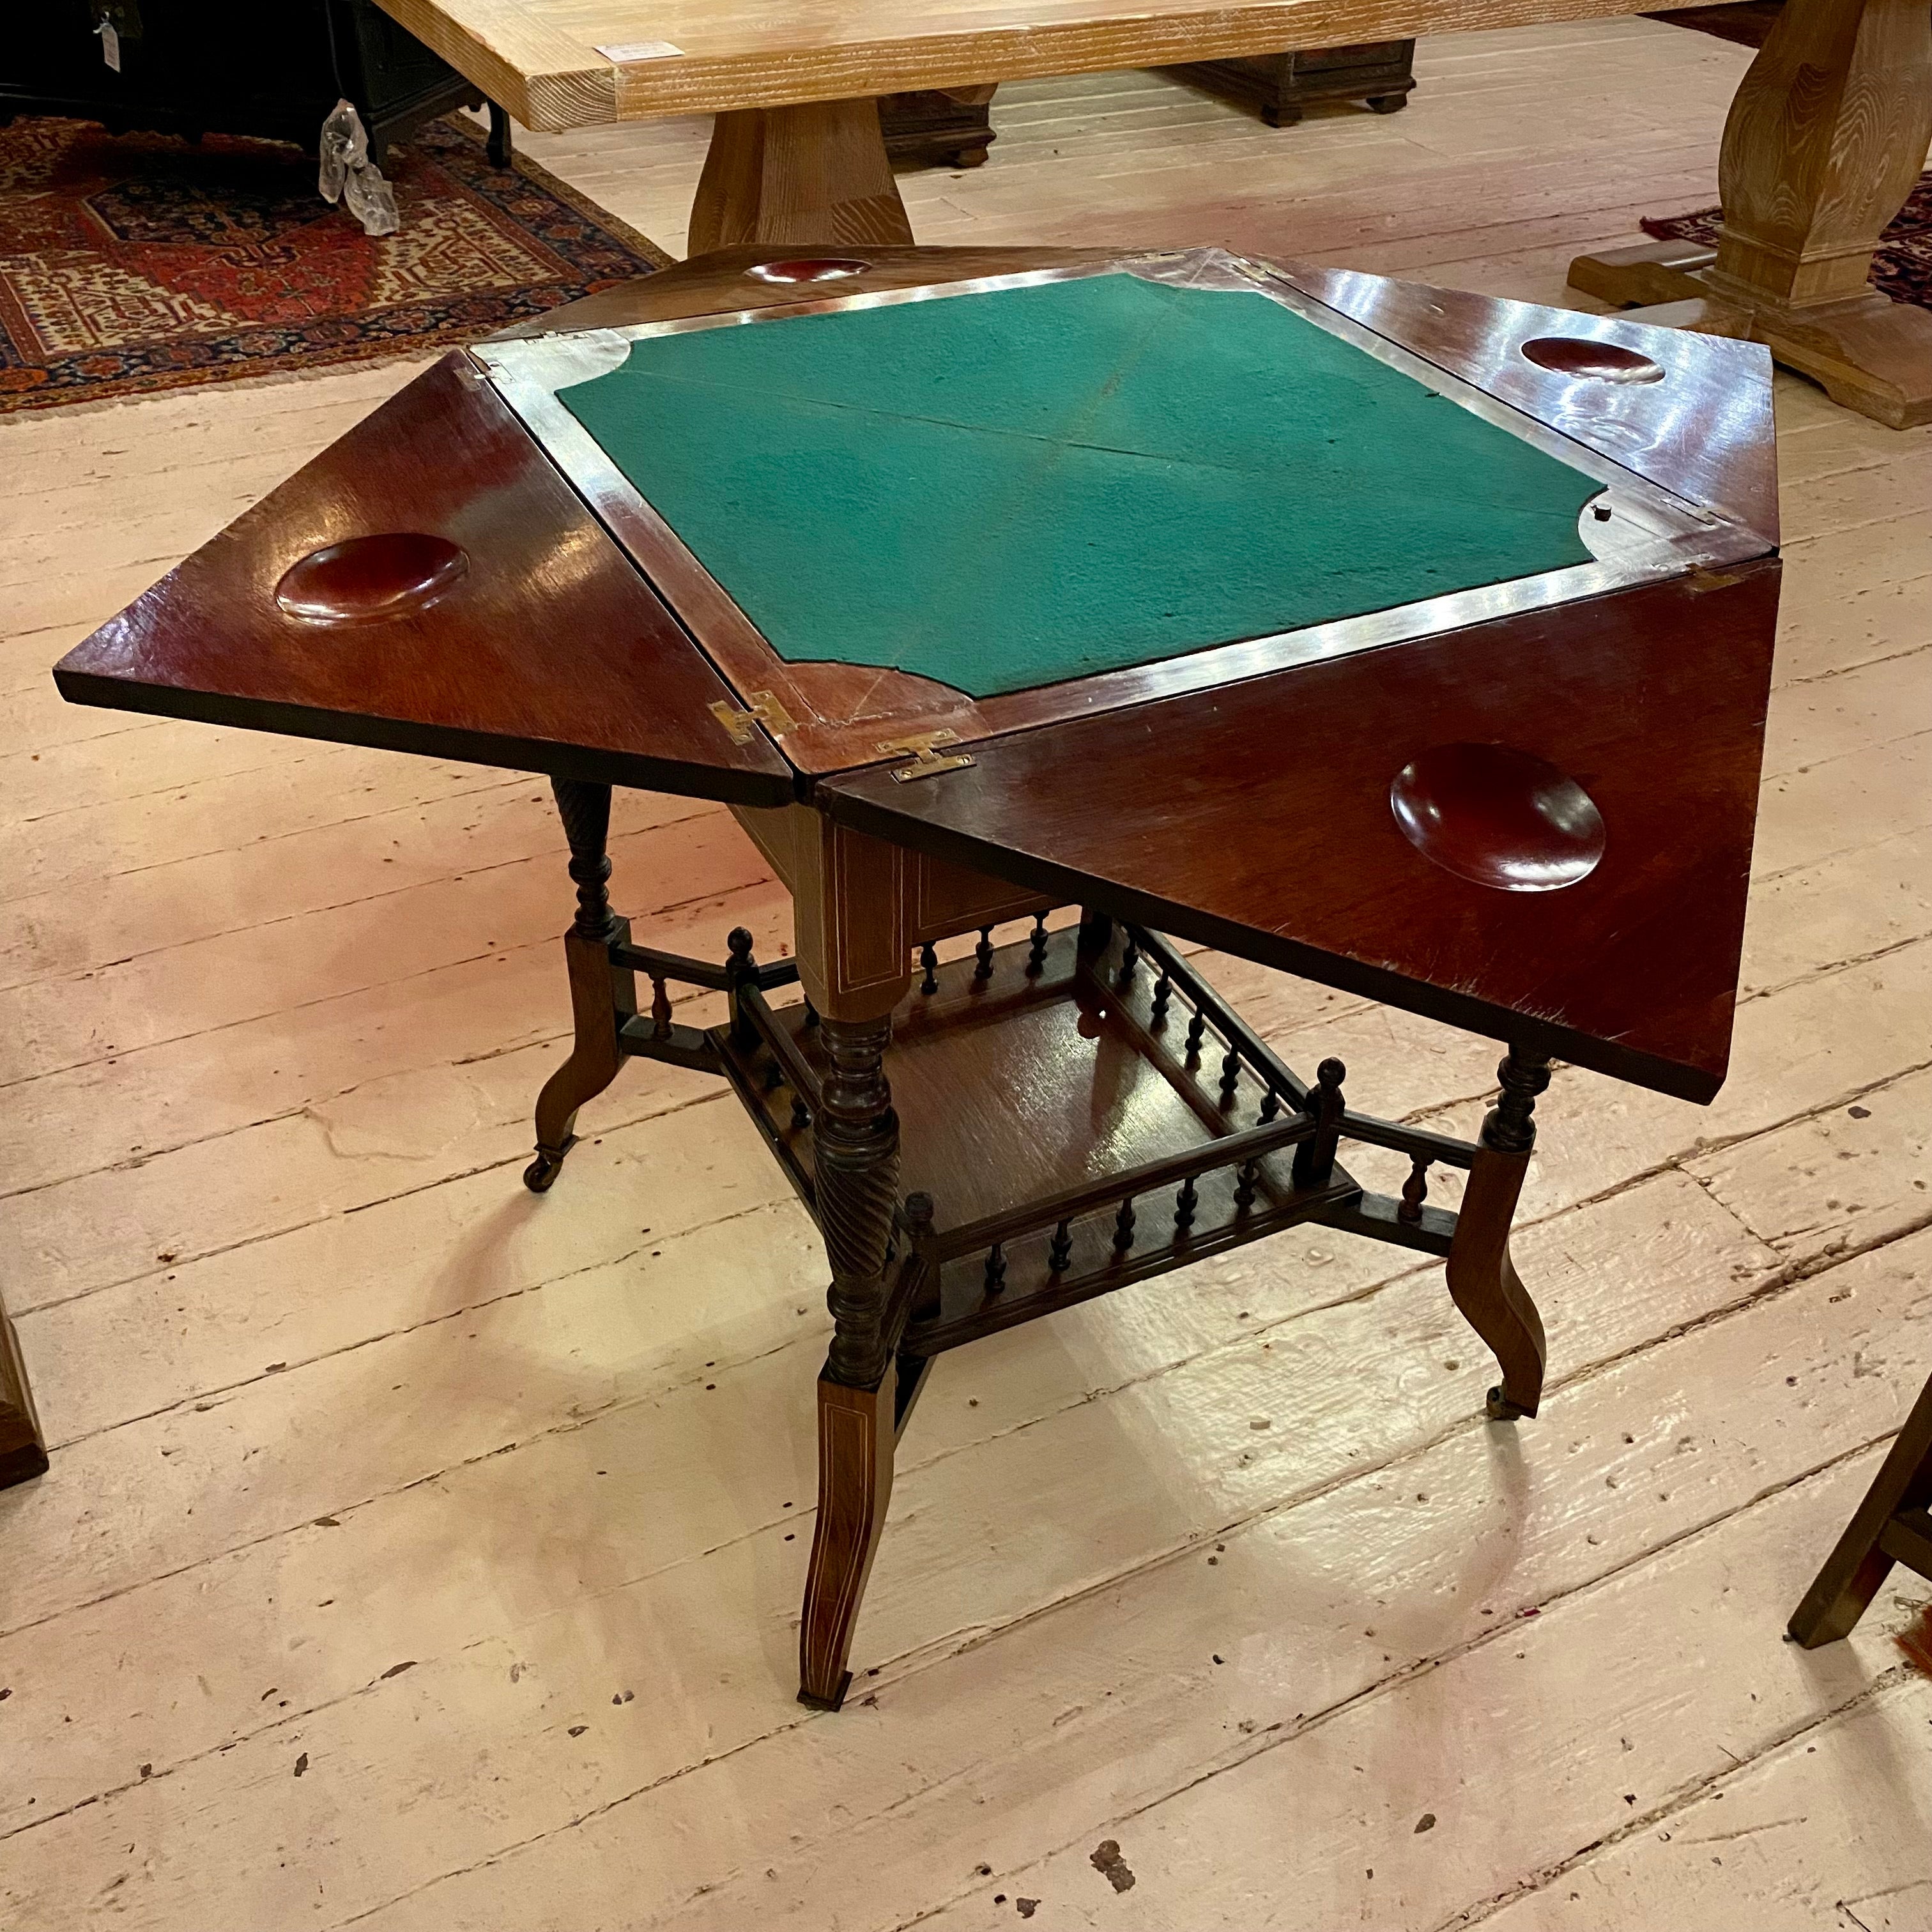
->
<box><xmin>523</xmin><ymin>1140</ymin><xmax>574</xmax><ymax>1192</ymax></box>
<box><xmin>1485</xmin><ymin>1384</ymin><xmax>1533</xmax><ymax>1422</ymax></box>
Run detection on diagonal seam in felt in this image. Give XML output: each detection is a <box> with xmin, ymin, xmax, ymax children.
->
<box><xmin>552</xmin><ymin>272</ymin><xmax>1602</xmax><ymax>698</ymax></box>
<box><xmin>584</xmin><ymin>374</ymin><xmax>1591</xmax><ymax>526</ymax></box>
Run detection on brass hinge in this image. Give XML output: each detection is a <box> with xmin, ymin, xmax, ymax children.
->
<box><xmin>709</xmin><ymin>690</ymin><xmax>799</xmax><ymax>742</ymax></box>
<box><xmin>877</xmin><ymin>730</ymin><xmax>976</xmax><ymax>783</ymax></box>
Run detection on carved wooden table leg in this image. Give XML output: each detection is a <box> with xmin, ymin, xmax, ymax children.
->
<box><xmin>1</xmin><ymin>1292</ymin><xmax>48</xmax><ymax>1488</ymax></box>
<box><xmin>689</xmin><ymin>97</ymin><xmax>915</xmax><ymax>254</ymax></box>
<box><xmin>1788</xmin><ymin>1368</ymin><xmax>1932</xmax><ymax>1646</ymax></box>
<box><xmin>524</xmin><ymin>778</ymin><xmax>636</xmax><ymax>1192</ymax></box>
<box><xmin>1445</xmin><ymin>1051</ymin><xmax>1551</xmax><ymax>1421</ymax></box>
<box><xmin>799</xmin><ymin>1011</ymin><xmax>903</xmax><ymax>1710</ymax></box>
<box><xmin>1568</xmin><ymin>0</ymin><xmax>1932</xmax><ymax>428</ymax></box>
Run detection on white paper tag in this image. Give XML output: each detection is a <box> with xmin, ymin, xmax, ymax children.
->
<box><xmin>98</xmin><ymin>21</ymin><xmax>121</xmax><ymax>70</ymax></box>
<box><xmin>595</xmin><ymin>40</ymin><xmax>684</xmax><ymax>61</ymax></box>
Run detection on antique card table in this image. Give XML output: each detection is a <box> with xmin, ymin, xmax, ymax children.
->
<box><xmin>54</xmin><ymin>243</ymin><xmax>1782</xmax><ymax>1707</ymax></box>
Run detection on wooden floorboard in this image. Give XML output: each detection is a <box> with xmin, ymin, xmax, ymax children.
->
<box><xmin>3</xmin><ymin>16</ymin><xmax>1930</xmax><ymax>1931</ymax></box>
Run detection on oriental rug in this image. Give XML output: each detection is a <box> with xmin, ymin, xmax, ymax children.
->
<box><xmin>0</xmin><ymin>114</ymin><xmax>668</xmax><ymax>414</ymax></box>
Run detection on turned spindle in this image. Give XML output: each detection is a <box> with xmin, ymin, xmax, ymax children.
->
<box><xmin>1292</xmin><ymin>1057</ymin><xmax>1347</xmax><ymax>1189</ymax></box>
<box><xmin>1047</xmin><ymin>1220</ymin><xmax>1073</xmax><ymax>1272</ymax></box>
<box><xmin>725</xmin><ymin>926</ymin><xmax>758</xmax><ymax>1048</ymax></box>
<box><xmin>1399</xmin><ymin>1156</ymin><xmax>1430</xmax><ymax>1223</ymax></box>
<box><xmin>1151</xmin><ymin>972</ymin><xmax>1172</xmax><ymax>1023</ymax></box>
<box><xmin>1184</xmin><ymin>1009</ymin><xmax>1208</xmax><ymax>1062</ymax></box>
<box><xmin>1219</xmin><ymin>1049</ymin><xmax>1242</xmax><ymax>1107</ymax></box>
<box><xmin>1174</xmin><ymin>1175</ymin><xmax>1199</xmax><ymax>1232</ymax></box>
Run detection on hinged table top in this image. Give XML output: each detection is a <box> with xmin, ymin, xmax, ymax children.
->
<box><xmin>55</xmin><ymin>243</ymin><xmax>1783</xmax><ymax>1103</ymax></box>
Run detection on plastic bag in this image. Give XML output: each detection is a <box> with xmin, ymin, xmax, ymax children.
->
<box><xmin>318</xmin><ymin>100</ymin><xmax>400</xmax><ymax>237</ymax></box>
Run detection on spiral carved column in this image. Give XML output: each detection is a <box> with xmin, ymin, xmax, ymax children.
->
<box><xmin>814</xmin><ymin>1014</ymin><xmax>901</xmax><ymax>1388</ymax></box>
<box><xmin>552</xmin><ymin>777</ymin><xmax>620</xmax><ymax>942</ymax></box>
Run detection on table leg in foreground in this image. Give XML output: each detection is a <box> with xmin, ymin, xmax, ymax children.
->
<box><xmin>799</xmin><ymin>1011</ymin><xmax>903</xmax><ymax>1709</ymax></box>
<box><xmin>525</xmin><ymin>778</ymin><xmax>634</xmax><ymax>1193</ymax></box>
<box><xmin>1568</xmin><ymin>0</ymin><xmax>1932</xmax><ymax>428</ymax></box>
<box><xmin>1788</xmin><ymin>1368</ymin><xmax>1932</xmax><ymax>1646</ymax></box>
<box><xmin>1445</xmin><ymin>1051</ymin><xmax>1551</xmax><ymax>1422</ymax></box>
<box><xmin>1</xmin><ymin>1293</ymin><xmax>48</xmax><ymax>1489</ymax></box>
<box><xmin>689</xmin><ymin>97</ymin><xmax>915</xmax><ymax>255</ymax></box>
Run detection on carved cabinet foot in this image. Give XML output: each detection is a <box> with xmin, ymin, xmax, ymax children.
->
<box><xmin>1445</xmin><ymin>1052</ymin><xmax>1551</xmax><ymax>1420</ymax></box>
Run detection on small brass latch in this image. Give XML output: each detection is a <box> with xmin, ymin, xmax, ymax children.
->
<box><xmin>877</xmin><ymin>730</ymin><xmax>976</xmax><ymax>784</ymax></box>
<box><xmin>709</xmin><ymin>690</ymin><xmax>799</xmax><ymax>742</ymax></box>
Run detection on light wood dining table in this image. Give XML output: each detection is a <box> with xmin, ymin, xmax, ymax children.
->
<box><xmin>372</xmin><ymin>0</ymin><xmax>1929</xmax><ymax>427</ymax></box>
<box><xmin>376</xmin><ymin>0</ymin><xmax>1929</xmax><ymax>427</ymax></box>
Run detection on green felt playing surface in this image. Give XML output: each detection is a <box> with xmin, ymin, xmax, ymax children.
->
<box><xmin>557</xmin><ymin>273</ymin><xmax>1601</xmax><ymax>700</ymax></box>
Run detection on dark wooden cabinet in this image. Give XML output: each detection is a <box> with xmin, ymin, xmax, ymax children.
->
<box><xmin>877</xmin><ymin>44</ymin><xmax>1421</xmax><ymax>179</ymax></box>
<box><xmin>0</xmin><ymin>0</ymin><xmax>503</xmax><ymax>165</ymax></box>
<box><xmin>879</xmin><ymin>88</ymin><xmax>999</xmax><ymax>170</ymax></box>
<box><xmin>1171</xmin><ymin>43</ymin><xmax>1418</xmax><ymax>125</ymax></box>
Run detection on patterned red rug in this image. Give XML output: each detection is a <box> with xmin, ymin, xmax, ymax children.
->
<box><xmin>0</xmin><ymin>114</ymin><xmax>669</xmax><ymax>413</ymax></box>
<box><xmin>1641</xmin><ymin>172</ymin><xmax>1932</xmax><ymax>312</ymax></box>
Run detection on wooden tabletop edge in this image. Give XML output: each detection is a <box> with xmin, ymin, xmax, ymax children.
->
<box><xmin>51</xmin><ymin>664</ymin><xmax>799</xmax><ymax>808</ymax></box>
<box><xmin>601</xmin><ymin>0</ymin><xmax>1684</xmax><ymax>118</ymax></box>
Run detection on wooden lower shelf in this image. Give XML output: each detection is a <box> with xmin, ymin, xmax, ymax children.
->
<box><xmin>717</xmin><ymin>923</ymin><xmax>1369</xmax><ymax>1357</ymax></box>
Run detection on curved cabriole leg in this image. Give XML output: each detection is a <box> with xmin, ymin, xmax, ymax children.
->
<box><xmin>1446</xmin><ymin>1051</ymin><xmax>1551</xmax><ymax>1421</ymax></box>
<box><xmin>1787</xmin><ymin>1370</ymin><xmax>1932</xmax><ymax>1646</ymax></box>
<box><xmin>799</xmin><ymin>1013</ymin><xmax>901</xmax><ymax>1710</ymax></box>
<box><xmin>525</xmin><ymin>778</ymin><xmax>633</xmax><ymax>1192</ymax></box>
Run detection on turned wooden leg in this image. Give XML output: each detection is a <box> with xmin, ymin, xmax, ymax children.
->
<box><xmin>689</xmin><ymin>96</ymin><xmax>914</xmax><ymax>255</ymax></box>
<box><xmin>1446</xmin><ymin>1051</ymin><xmax>1551</xmax><ymax>1422</ymax></box>
<box><xmin>1568</xmin><ymin>0</ymin><xmax>1932</xmax><ymax>428</ymax></box>
<box><xmin>799</xmin><ymin>1011</ymin><xmax>902</xmax><ymax>1709</ymax></box>
<box><xmin>486</xmin><ymin>101</ymin><xmax>514</xmax><ymax>170</ymax></box>
<box><xmin>525</xmin><ymin>778</ymin><xmax>636</xmax><ymax>1193</ymax></box>
<box><xmin>1</xmin><ymin>1296</ymin><xmax>48</xmax><ymax>1489</ymax></box>
<box><xmin>1788</xmin><ymin>1369</ymin><xmax>1932</xmax><ymax>1646</ymax></box>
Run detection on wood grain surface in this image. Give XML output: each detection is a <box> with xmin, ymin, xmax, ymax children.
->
<box><xmin>52</xmin><ymin>357</ymin><xmax>795</xmax><ymax>808</ymax></box>
<box><xmin>6</xmin><ymin>29</ymin><xmax>1930</xmax><ymax>1931</ymax></box>
<box><xmin>374</xmin><ymin>0</ymin><xmax>1728</xmax><ymax>125</ymax></box>
<box><xmin>822</xmin><ymin>564</ymin><xmax>1784</xmax><ymax>1102</ymax></box>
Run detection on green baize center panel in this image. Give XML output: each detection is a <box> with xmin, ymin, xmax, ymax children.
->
<box><xmin>557</xmin><ymin>273</ymin><xmax>1599</xmax><ymax>700</ymax></box>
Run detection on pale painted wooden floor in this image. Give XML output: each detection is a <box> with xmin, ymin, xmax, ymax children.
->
<box><xmin>4</xmin><ymin>18</ymin><xmax>1931</xmax><ymax>1929</ymax></box>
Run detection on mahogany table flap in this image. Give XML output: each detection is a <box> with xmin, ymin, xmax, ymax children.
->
<box><xmin>53</xmin><ymin>355</ymin><xmax>795</xmax><ymax>807</ymax></box>
<box><xmin>816</xmin><ymin>563</ymin><xmax>1782</xmax><ymax>1103</ymax></box>
<box><xmin>1283</xmin><ymin>265</ymin><xmax>1781</xmax><ymax>548</ymax></box>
